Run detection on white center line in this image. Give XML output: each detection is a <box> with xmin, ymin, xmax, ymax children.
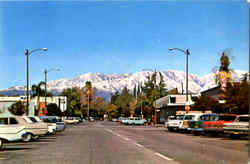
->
<box><xmin>155</xmin><ymin>152</ymin><xmax>173</xmax><ymax>161</ymax></box>
<box><xmin>135</xmin><ymin>143</ymin><xmax>144</xmax><ymax>148</ymax></box>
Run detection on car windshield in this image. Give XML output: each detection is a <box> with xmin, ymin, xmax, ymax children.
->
<box><xmin>218</xmin><ymin>115</ymin><xmax>236</xmax><ymax>121</ymax></box>
<box><xmin>238</xmin><ymin>116</ymin><xmax>249</xmax><ymax>122</ymax></box>
<box><xmin>168</xmin><ymin>116</ymin><xmax>176</xmax><ymax>120</ymax></box>
<box><xmin>28</xmin><ymin>117</ymin><xmax>38</xmax><ymax>123</ymax></box>
<box><xmin>176</xmin><ymin>115</ymin><xmax>184</xmax><ymax>120</ymax></box>
<box><xmin>184</xmin><ymin>115</ymin><xmax>195</xmax><ymax>120</ymax></box>
<box><xmin>23</xmin><ymin>117</ymin><xmax>33</xmax><ymax>123</ymax></box>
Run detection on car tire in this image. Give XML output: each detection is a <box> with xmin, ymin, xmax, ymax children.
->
<box><xmin>23</xmin><ymin>133</ymin><xmax>32</xmax><ymax>142</ymax></box>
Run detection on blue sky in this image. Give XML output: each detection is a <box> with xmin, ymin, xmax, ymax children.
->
<box><xmin>0</xmin><ymin>1</ymin><xmax>249</xmax><ymax>89</ymax></box>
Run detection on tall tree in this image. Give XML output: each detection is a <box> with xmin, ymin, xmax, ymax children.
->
<box><xmin>220</xmin><ymin>80</ymin><xmax>249</xmax><ymax>114</ymax></box>
<box><xmin>31</xmin><ymin>81</ymin><xmax>46</xmax><ymax>115</ymax></box>
<box><xmin>61</xmin><ymin>87</ymin><xmax>81</xmax><ymax>116</ymax></box>
<box><xmin>8</xmin><ymin>101</ymin><xmax>25</xmax><ymax>115</ymax></box>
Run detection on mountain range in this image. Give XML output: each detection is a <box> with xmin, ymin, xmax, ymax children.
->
<box><xmin>0</xmin><ymin>69</ymin><xmax>247</xmax><ymax>101</ymax></box>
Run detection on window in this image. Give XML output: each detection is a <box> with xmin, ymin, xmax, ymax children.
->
<box><xmin>184</xmin><ymin>115</ymin><xmax>195</xmax><ymax>120</ymax></box>
<box><xmin>9</xmin><ymin>118</ymin><xmax>18</xmax><ymax>124</ymax></box>
<box><xmin>238</xmin><ymin>116</ymin><xmax>249</xmax><ymax>122</ymax></box>
<box><xmin>170</xmin><ymin>97</ymin><xmax>176</xmax><ymax>103</ymax></box>
<box><xmin>28</xmin><ymin>117</ymin><xmax>37</xmax><ymax>123</ymax></box>
<box><xmin>0</xmin><ymin>118</ymin><xmax>8</xmax><ymax>125</ymax></box>
<box><xmin>218</xmin><ymin>115</ymin><xmax>236</xmax><ymax>121</ymax></box>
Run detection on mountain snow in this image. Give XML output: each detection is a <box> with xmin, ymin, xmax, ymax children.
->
<box><xmin>0</xmin><ymin>69</ymin><xmax>247</xmax><ymax>100</ymax></box>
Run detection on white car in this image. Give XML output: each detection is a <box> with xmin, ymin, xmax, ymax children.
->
<box><xmin>223</xmin><ymin>115</ymin><xmax>249</xmax><ymax>138</ymax></box>
<box><xmin>63</xmin><ymin>117</ymin><xmax>79</xmax><ymax>124</ymax></box>
<box><xmin>165</xmin><ymin>115</ymin><xmax>185</xmax><ymax>131</ymax></box>
<box><xmin>15</xmin><ymin>116</ymin><xmax>48</xmax><ymax>141</ymax></box>
<box><xmin>0</xmin><ymin>117</ymin><xmax>27</xmax><ymax>149</ymax></box>
<box><xmin>30</xmin><ymin>116</ymin><xmax>57</xmax><ymax>135</ymax></box>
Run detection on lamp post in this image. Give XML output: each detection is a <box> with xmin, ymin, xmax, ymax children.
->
<box><xmin>25</xmin><ymin>48</ymin><xmax>47</xmax><ymax>115</ymax></box>
<box><xmin>44</xmin><ymin>68</ymin><xmax>60</xmax><ymax>111</ymax></box>
<box><xmin>169</xmin><ymin>48</ymin><xmax>190</xmax><ymax>106</ymax></box>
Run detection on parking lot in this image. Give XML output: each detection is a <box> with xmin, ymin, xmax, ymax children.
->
<box><xmin>0</xmin><ymin>121</ymin><xmax>248</xmax><ymax>164</ymax></box>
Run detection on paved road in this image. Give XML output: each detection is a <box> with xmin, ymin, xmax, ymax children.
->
<box><xmin>0</xmin><ymin>121</ymin><xmax>248</xmax><ymax>164</ymax></box>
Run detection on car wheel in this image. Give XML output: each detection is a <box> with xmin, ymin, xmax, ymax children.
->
<box><xmin>23</xmin><ymin>133</ymin><xmax>32</xmax><ymax>142</ymax></box>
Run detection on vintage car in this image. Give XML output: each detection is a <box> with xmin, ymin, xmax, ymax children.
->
<box><xmin>223</xmin><ymin>115</ymin><xmax>249</xmax><ymax>138</ymax></box>
<box><xmin>0</xmin><ymin>117</ymin><xmax>27</xmax><ymax>149</ymax></box>
<box><xmin>40</xmin><ymin>116</ymin><xmax>65</xmax><ymax>132</ymax></box>
<box><xmin>188</xmin><ymin>113</ymin><xmax>218</xmax><ymax>134</ymax></box>
<box><xmin>165</xmin><ymin>114</ymin><xmax>185</xmax><ymax>131</ymax></box>
<box><xmin>122</xmin><ymin>117</ymin><xmax>146</xmax><ymax>125</ymax></box>
<box><xmin>202</xmin><ymin>114</ymin><xmax>237</xmax><ymax>135</ymax></box>
<box><xmin>15</xmin><ymin>116</ymin><xmax>48</xmax><ymax>141</ymax></box>
<box><xmin>121</xmin><ymin>117</ymin><xmax>129</xmax><ymax>125</ymax></box>
<box><xmin>63</xmin><ymin>117</ymin><xmax>79</xmax><ymax>124</ymax></box>
<box><xmin>178</xmin><ymin>113</ymin><xmax>203</xmax><ymax>132</ymax></box>
<box><xmin>31</xmin><ymin>116</ymin><xmax>57</xmax><ymax>134</ymax></box>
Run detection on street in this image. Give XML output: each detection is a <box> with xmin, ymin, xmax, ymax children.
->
<box><xmin>0</xmin><ymin>121</ymin><xmax>248</xmax><ymax>164</ymax></box>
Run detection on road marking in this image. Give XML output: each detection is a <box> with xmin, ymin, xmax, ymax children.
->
<box><xmin>121</xmin><ymin>137</ymin><xmax>130</xmax><ymax>141</ymax></box>
<box><xmin>135</xmin><ymin>143</ymin><xmax>143</xmax><ymax>148</ymax></box>
<box><xmin>154</xmin><ymin>152</ymin><xmax>173</xmax><ymax>161</ymax></box>
<box><xmin>105</xmin><ymin>129</ymin><xmax>130</xmax><ymax>141</ymax></box>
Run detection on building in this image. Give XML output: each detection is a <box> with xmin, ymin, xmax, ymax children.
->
<box><xmin>155</xmin><ymin>94</ymin><xmax>198</xmax><ymax>123</ymax></box>
<box><xmin>0</xmin><ymin>96</ymin><xmax>67</xmax><ymax>116</ymax></box>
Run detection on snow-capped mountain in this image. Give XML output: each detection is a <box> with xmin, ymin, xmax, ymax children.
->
<box><xmin>0</xmin><ymin>70</ymin><xmax>247</xmax><ymax>101</ymax></box>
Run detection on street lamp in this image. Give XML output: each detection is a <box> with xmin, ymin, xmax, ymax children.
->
<box><xmin>25</xmin><ymin>48</ymin><xmax>47</xmax><ymax>115</ymax></box>
<box><xmin>169</xmin><ymin>48</ymin><xmax>190</xmax><ymax>106</ymax></box>
<box><xmin>44</xmin><ymin>68</ymin><xmax>60</xmax><ymax>111</ymax></box>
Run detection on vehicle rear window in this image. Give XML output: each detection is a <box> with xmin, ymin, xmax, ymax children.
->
<box><xmin>168</xmin><ymin>116</ymin><xmax>176</xmax><ymax>120</ymax></box>
<box><xmin>176</xmin><ymin>115</ymin><xmax>184</xmax><ymax>120</ymax></box>
<box><xmin>0</xmin><ymin>118</ymin><xmax>8</xmax><ymax>125</ymax></box>
<box><xmin>218</xmin><ymin>115</ymin><xmax>236</xmax><ymax>121</ymax></box>
<box><xmin>28</xmin><ymin>117</ymin><xmax>38</xmax><ymax>123</ymax></box>
<box><xmin>9</xmin><ymin>118</ymin><xmax>18</xmax><ymax>124</ymax></box>
<box><xmin>184</xmin><ymin>115</ymin><xmax>195</xmax><ymax>120</ymax></box>
<box><xmin>238</xmin><ymin>116</ymin><xmax>249</xmax><ymax>122</ymax></box>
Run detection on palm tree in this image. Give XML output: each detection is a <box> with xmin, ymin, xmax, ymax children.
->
<box><xmin>31</xmin><ymin>81</ymin><xmax>46</xmax><ymax>116</ymax></box>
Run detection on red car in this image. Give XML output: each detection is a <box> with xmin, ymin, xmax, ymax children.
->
<box><xmin>202</xmin><ymin>114</ymin><xmax>237</xmax><ymax>135</ymax></box>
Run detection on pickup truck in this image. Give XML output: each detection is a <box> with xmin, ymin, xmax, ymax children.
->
<box><xmin>223</xmin><ymin>115</ymin><xmax>249</xmax><ymax>138</ymax></box>
<box><xmin>165</xmin><ymin>114</ymin><xmax>184</xmax><ymax>132</ymax></box>
<box><xmin>203</xmin><ymin>114</ymin><xmax>237</xmax><ymax>135</ymax></box>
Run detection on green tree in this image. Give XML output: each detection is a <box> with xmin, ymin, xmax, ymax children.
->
<box><xmin>46</xmin><ymin>103</ymin><xmax>62</xmax><ymax>116</ymax></box>
<box><xmin>220</xmin><ymin>80</ymin><xmax>249</xmax><ymax>114</ymax></box>
<box><xmin>61</xmin><ymin>87</ymin><xmax>81</xmax><ymax>116</ymax></box>
<box><xmin>31</xmin><ymin>81</ymin><xmax>46</xmax><ymax>115</ymax></box>
<box><xmin>8</xmin><ymin>101</ymin><xmax>25</xmax><ymax>115</ymax></box>
<box><xmin>193</xmin><ymin>95</ymin><xmax>222</xmax><ymax>113</ymax></box>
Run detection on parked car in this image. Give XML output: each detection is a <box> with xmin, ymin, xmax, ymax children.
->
<box><xmin>188</xmin><ymin>113</ymin><xmax>218</xmax><ymax>134</ymax></box>
<box><xmin>0</xmin><ymin>117</ymin><xmax>27</xmax><ymax>149</ymax></box>
<box><xmin>63</xmin><ymin>117</ymin><xmax>79</xmax><ymax>124</ymax></box>
<box><xmin>15</xmin><ymin>116</ymin><xmax>48</xmax><ymax>141</ymax></box>
<box><xmin>203</xmin><ymin>114</ymin><xmax>237</xmax><ymax>135</ymax></box>
<box><xmin>123</xmin><ymin>117</ymin><xmax>146</xmax><ymax>125</ymax></box>
<box><xmin>40</xmin><ymin>116</ymin><xmax>65</xmax><ymax>132</ymax></box>
<box><xmin>178</xmin><ymin>113</ymin><xmax>203</xmax><ymax>132</ymax></box>
<box><xmin>89</xmin><ymin>117</ymin><xmax>95</xmax><ymax>122</ymax></box>
<box><xmin>32</xmin><ymin>116</ymin><xmax>57</xmax><ymax>134</ymax></box>
<box><xmin>121</xmin><ymin>117</ymin><xmax>129</xmax><ymax>125</ymax></box>
<box><xmin>165</xmin><ymin>114</ymin><xmax>185</xmax><ymax>132</ymax></box>
<box><xmin>223</xmin><ymin>115</ymin><xmax>249</xmax><ymax>138</ymax></box>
